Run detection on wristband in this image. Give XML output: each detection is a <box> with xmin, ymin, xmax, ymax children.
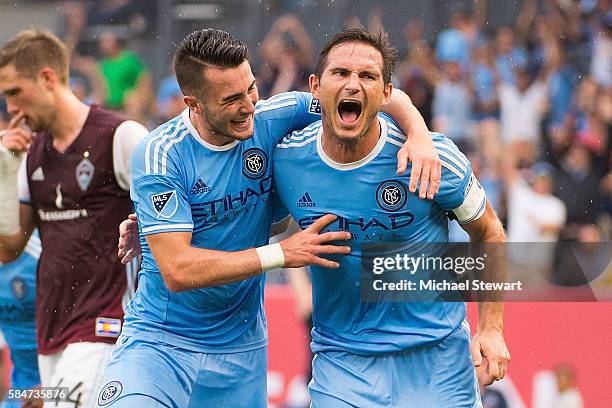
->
<box><xmin>255</xmin><ymin>243</ymin><xmax>285</xmax><ymax>272</ymax></box>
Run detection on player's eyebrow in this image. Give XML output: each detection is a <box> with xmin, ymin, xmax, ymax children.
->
<box><xmin>221</xmin><ymin>80</ymin><xmax>256</xmax><ymax>103</ymax></box>
<box><xmin>360</xmin><ymin>69</ymin><xmax>380</xmax><ymax>77</ymax></box>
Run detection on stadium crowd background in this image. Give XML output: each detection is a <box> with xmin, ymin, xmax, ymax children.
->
<box><xmin>0</xmin><ymin>0</ymin><xmax>610</xmax><ymax>407</ymax></box>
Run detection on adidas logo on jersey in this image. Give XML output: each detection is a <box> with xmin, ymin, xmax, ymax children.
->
<box><xmin>297</xmin><ymin>192</ymin><xmax>316</xmax><ymax>208</ymax></box>
<box><xmin>190</xmin><ymin>178</ymin><xmax>211</xmax><ymax>194</ymax></box>
<box><xmin>31</xmin><ymin>167</ymin><xmax>44</xmax><ymax>181</ymax></box>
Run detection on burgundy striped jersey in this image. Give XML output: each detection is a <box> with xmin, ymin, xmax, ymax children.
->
<box><xmin>23</xmin><ymin>105</ymin><xmax>140</xmax><ymax>354</ymax></box>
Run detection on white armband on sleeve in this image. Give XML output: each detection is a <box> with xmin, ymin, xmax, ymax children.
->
<box><xmin>0</xmin><ymin>150</ymin><xmax>23</xmax><ymax>234</ymax></box>
<box><xmin>452</xmin><ymin>173</ymin><xmax>486</xmax><ymax>224</ymax></box>
<box><xmin>113</xmin><ymin>120</ymin><xmax>149</xmax><ymax>191</ymax></box>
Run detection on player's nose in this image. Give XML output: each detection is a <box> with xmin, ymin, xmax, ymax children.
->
<box><xmin>6</xmin><ymin>99</ymin><xmax>20</xmax><ymax>116</ymax></box>
<box><xmin>240</xmin><ymin>96</ymin><xmax>256</xmax><ymax>114</ymax></box>
<box><xmin>344</xmin><ymin>72</ymin><xmax>360</xmax><ymax>92</ymax></box>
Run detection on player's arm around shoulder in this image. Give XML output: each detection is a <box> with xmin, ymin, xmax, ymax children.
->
<box><xmin>255</xmin><ymin>91</ymin><xmax>321</xmax><ymax>147</ymax></box>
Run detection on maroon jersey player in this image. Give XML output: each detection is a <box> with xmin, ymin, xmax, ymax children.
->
<box><xmin>0</xmin><ymin>30</ymin><xmax>147</xmax><ymax>407</ymax></box>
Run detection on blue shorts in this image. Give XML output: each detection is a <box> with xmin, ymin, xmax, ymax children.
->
<box><xmin>96</xmin><ymin>335</ymin><xmax>267</xmax><ymax>408</ymax></box>
<box><xmin>309</xmin><ymin>322</ymin><xmax>482</xmax><ymax>408</ymax></box>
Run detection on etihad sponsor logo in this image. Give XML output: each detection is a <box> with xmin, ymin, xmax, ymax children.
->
<box><xmin>37</xmin><ymin>209</ymin><xmax>88</xmax><ymax>221</ymax></box>
<box><xmin>191</xmin><ymin>176</ymin><xmax>272</xmax><ymax>217</ymax></box>
<box><xmin>298</xmin><ymin>212</ymin><xmax>415</xmax><ymax>232</ymax></box>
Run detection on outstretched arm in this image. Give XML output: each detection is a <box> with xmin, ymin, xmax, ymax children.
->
<box><xmin>381</xmin><ymin>89</ymin><xmax>441</xmax><ymax>199</ymax></box>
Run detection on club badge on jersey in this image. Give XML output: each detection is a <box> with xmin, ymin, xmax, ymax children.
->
<box><xmin>242</xmin><ymin>148</ymin><xmax>268</xmax><ymax>179</ymax></box>
<box><xmin>76</xmin><ymin>153</ymin><xmax>95</xmax><ymax>192</ymax></box>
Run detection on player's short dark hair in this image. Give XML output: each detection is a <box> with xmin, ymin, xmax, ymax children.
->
<box><xmin>174</xmin><ymin>29</ymin><xmax>248</xmax><ymax>98</ymax></box>
<box><xmin>315</xmin><ymin>28</ymin><xmax>398</xmax><ymax>85</ymax></box>
<box><xmin>0</xmin><ymin>29</ymin><xmax>69</xmax><ymax>85</ymax></box>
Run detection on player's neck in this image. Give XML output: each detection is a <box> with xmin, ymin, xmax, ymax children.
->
<box><xmin>321</xmin><ymin>117</ymin><xmax>381</xmax><ymax>164</ymax></box>
<box><xmin>49</xmin><ymin>90</ymin><xmax>90</xmax><ymax>152</ymax></box>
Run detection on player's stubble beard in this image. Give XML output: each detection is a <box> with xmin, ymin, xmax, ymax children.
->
<box><xmin>201</xmin><ymin>102</ymin><xmax>254</xmax><ymax>144</ymax></box>
<box><xmin>321</xmin><ymin>103</ymin><xmax>379</xmax><ymax>149</ymax></box>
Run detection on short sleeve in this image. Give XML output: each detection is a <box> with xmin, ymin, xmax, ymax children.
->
<box><xmin>131</xmin><ymin>141</ymin><xmax>193</xmax><ymax>236</ymax></box>
<box><xmin>113</xmin><ymin>120</ymin><xmax>149</xmax><ymax>191</ymax></box>
<box><xmin>432</xmin><ymin>134</ymin><xmax>486</xmax><ymax>223</ymax></box>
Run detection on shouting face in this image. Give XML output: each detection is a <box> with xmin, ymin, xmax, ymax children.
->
<box><xmin>310</xmin><ymin>41</ymin><xmax>391</xmax><ymax>144</ymax></box>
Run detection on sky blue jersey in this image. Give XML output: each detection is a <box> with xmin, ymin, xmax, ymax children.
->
<box><xmin>273</xmin><ymin>114</ymin><xmax>486</xmax><ymax>355</ymax></box>
<box><xmin>0</xmin><ymin>232</ymin><xmax>40</xmax><ymax>389</ymax></box>
<box><xmin>126</xmin><ymin>92</ymin><xmax>320</xmax><ymax>353</ymax></box>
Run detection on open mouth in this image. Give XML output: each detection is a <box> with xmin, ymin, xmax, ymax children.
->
<box><xmin>231</xmin><ymin>115</ymin><xmax>251</xmax><ymax>129</ymax></box>
<box><xmin>337</xmin><ymin>99</ymin><xmax>362</xmax><ymax>124</ymax></box>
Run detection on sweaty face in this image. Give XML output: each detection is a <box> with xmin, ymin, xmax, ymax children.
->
<box><xmin>199</xmin><ymin>61</ymin><xmax>259</xmax><ymax>143</ymax></box>
<box><xmin>0</xmin><ymin>64</ymin><xmax>55</xmax><ymax>132</ymax></box>
<box><xmin>311</xmin><ymin>42</ymin><xmax>391</xmax><ymax>143</ymax></box>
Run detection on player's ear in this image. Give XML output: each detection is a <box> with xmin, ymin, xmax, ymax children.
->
<box><xmin>381</xmin><ymin>83</ymin><xmax>393</xmax><ymax>107</ymax></box>
<box><xmin>309</xmin><ymin>74</ymin><xmax>320</xmax><ymax>99</ymax></box>
<box><xmin>38</xmin><ymin>67</ymin><xmax>59</xmax><ymax>90</ymax></box>
<box><xmin>184</xmin><ymin>95</ymin><xmax>203</xmax><ymax>114</ymax></box>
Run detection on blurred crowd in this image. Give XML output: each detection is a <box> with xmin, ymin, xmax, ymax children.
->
<box><xmin>1</xmin><ymin>0</ymin><xmax>610</xmax><ymax>254</ymax></box>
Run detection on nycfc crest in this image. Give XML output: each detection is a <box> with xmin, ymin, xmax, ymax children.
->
<box><xmin>11</xmin><ymin>277</ymin><xmax>27</xmax><ymax>300</ymax></box>
<box><xmin>376</xmin><ymin>180</ymin><xmax>407</xmax><ymax>212</ymax></box>
<box><xmin>76</xmin><ymin>154</ymin><xmax>95</xmax><ymax>191</ymax></box>
<box><xmin>98</xmin><ymin>381</ymin><xmax>123</xmax><ymax>406</ymax></box>
<box><xmin>242</xmin><ymin>148</ymin><xmax>268</xmax><ymax>179</ymax></box>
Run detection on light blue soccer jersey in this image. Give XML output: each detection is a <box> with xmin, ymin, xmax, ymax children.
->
<box><xmin>273</xmin><ymin>114</ymin><xmax>486</xmax><ymax>355</ymax></box>
<box><xmin>0</xmin><ymin>232</ymin><xmax>40</xmax><ymax>392</ymax></box>
<box><xmin>125</xmin><ymin>92</ymin><xmax>320</xmax><ymax>353</ymax></box>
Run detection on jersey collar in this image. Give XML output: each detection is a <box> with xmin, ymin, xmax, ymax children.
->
<box><xmin>316</xmin><ymin>118</ymin><xmax>388</xmax><ymax>171</ymax></box>
<box><xmin>181</xmin><ymin>109</ymin><xmax>239</xmax><ymax>152</ymax></box>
